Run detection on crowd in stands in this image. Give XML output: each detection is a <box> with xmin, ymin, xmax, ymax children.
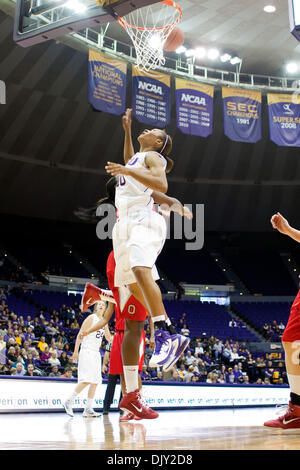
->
<box><xmin>0</xmin><ymin>286</ymin><xmax>288</xmax><ymax>386</ymax></box>
<box><xmin>262</xmin><ymin>320</ymin><xmax>286</xmax><ymax>342</ymax></box>
<box><xmin>142</xmin><ymin>314</ymin><xmax>288</xmax><ymax>386</ymax></box>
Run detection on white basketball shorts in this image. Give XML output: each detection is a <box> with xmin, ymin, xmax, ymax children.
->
<box><xmin>77</xmin><ymin>347</ymin><xmax>102</xmax><ymax>384</ymax></box>
<box><xmin>112</xmin><ymin>210</ymin><xmax>167</xmax><ymax>287</ymax></box>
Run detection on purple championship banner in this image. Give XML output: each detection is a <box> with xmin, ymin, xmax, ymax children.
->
<box><xmin>222</xmin><ymin>87</ymin><xmax>262</xmax><ymax>143</ymax></box>
<box><xmin>175</xmin><ymin>79</ymin><xmax>214</xmax><ymax>137</ymax></box>
<box><xmin>267</xmin><ymin>93</ymin><xmax>300</xmax><ymax>147</ymax></box>
<box><xmin>88</xmin><ymin>49</ymin><xmax>127</xmax><ymax>115</ymax></box>
<box><xmin>132</xmin><ymin>66</ymin><xmax>171</xmax><ymax>128</ymax></box>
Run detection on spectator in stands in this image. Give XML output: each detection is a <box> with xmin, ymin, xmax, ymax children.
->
<box><xmin>40</xmin><ymin>346</ymin><xmax>51</xmax><ymax>363</ymax></box>
<box><xmin>195</xmin><ymin>341</ymin><xmax>204</xmax><ymax>355</ymax></box>
<box><xmin>140</xmin><ymin>364</ymin><xmax>152</xmax><ymax>381</ymax></box>
<box><xmin>217</xmin><ymin>373</ymin><xmax>226</xmax><ymax>384</ymax></box>
<box><xmin>38</xmin><ymin>336</ymin><xmax>48</xmax><ymax>352</ymax></box>
<box><xmin>213</xmin><ymin>339</ymin><xmax>223</xmax><ymax>360</ymax></box>
<box><xmin>61</xmin><ymin>368</ymin><xmax>73</xmax><ymax>378</ymax></box>
<box><xmin>59</xmin><ymin>351</ymin><xmax>69</xmax><ymax>368</ymax></box>
<box><xmin>4</xmin><ymin>328</ymin><xmax>15</xmax><ymax>344</ymax></box>
<box><xmin>156</xmin><ymin>370</ymin><xmax>164</xmax><ymax>382</ymax></box>
<box><xmin>264</xmin><ymin>378</ymin><xmax>271</xmax><ymax>385</ymax></box>
<box><xmin>49</xmin><ymin>338</ymin><xmax>58</xmax><ymax>355</ymax></box>
<box><xmin>169</xmin><ymin>369</ymin><xmax>181</xmax><ymax>382</ymax></box>
<box><xmin>24</xmin><ymin>315</ymin><xmax>33</xmax><ymax>327</ymax></box>
<box><xmin>184</xmin><ymin>365</ymin><xmax>194</xmax><ymax>382</ymax></box>
<box><xmin>45</xmin><ymin>320</ymin><xmax>59</xmax><ymax>339</ymax></box>
<box><xmin>48</xmin><ymin>365</ymin><xmax>61</xmax><ymax>377</ymax></box>
<box><xmin>196</xmin><ymin>359</ymin><xmax>207</xmax><ymax>381</ymax></box>
<box><xmin>264</xmin><ymin>360</ymin><xmax>275</xmax><ymax>383</ymax></box>
<box><xmin>58</xmin><ymin>331</ymin><xmax>68</xmax><ymax>347</ymax></box>
<box><xmin>278</xmin><ymin>322</ymin><xmax>285</xmax><ymax>334</ymax></box>
<box><xmin>6</xmin><ymin>346</ymin><xmax>17</xmax><ymax>367</ymax></box>
<box><xmin>178</xmin><ymin>364</ymin><xmax>188</xmax><ymax>380</ymax></box>
<box><xmin>15</xmin><ymin>362</ymin><xmax>26</xmax><ymax>377</ymax></box>
<box><xmin>180</xmin><ymin>324</ymin><xmax>190</xmax><ymax>337</ymax></box>
<box><xmin>232</xmin><ymin>364</ymin><xmax>243</xmax><ymax>383</ymax></box>
<box><xmin>202</xmin><ymin>351</ymin><xmax>214</xmax><ymax>367</ymax></box>
<box><xmin>184</xmin><ymin>350</ymin><xmax>195</xmax><ymax>366</ymax></box>
<box><xmin>24</xmin><ymin>326</ymin><xmax>35</xmax><ymax>343</ymax></box>
<box><xmin>48</xmin><ymin>351</ymin><xmax>61</xmax><ymax>367</ymax></box>
<box><xmin>70</xmin><ymin>319</ymin><xmax>80</xmax><ymax>329</ymax></box>
<box><xmin>225</xmin><ymin>367</ymin><xmax>235</xmax><ymax>384</ymax></box>
<box><xmin>206</xmin><ymin>372</ymin><xmax>218</xmax><ymax>384</ymax></box>
<box><xmin>255</xmin><ymin>356</ymin><xmax>266</xmax><ymax>378</ymax></box>
<box><xmin>229</xmin><ymin>318</ymin><xmax>237</xmax><ymax>328</ymax></box>
<box><xmin>0</xmin><ymin>334</ymin><xmax>6</xmax><ymax>364</ymax></box>
<box><xmin>25</xmin><ymin>364</ymin><xmax>40</xmax><ymax>377</ymax></box>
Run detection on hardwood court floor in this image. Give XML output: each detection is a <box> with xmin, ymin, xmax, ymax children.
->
<box><xmin>0</xmin><ymin>408</ymin><xmax>300</xmax><ymax>450</ymax></box>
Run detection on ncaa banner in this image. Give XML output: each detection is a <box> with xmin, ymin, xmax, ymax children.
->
<box><xmin>267</xmin><ymin>93</ymin><xmax>300</xmax><ymax>147</ymax></box>
<box><xmin>175</xmin><ymin>79</ymin><xmax>214</xmax><ymax>137</ymax></box>
<box><xmin>88</xmin><ymin>49</ymin><xmax>127</xmax><ymax>115</ymax></box>
<box><xmin>132</xmin><ymin>66</ymin><xmax>171</xmax><ymax>127</ymax></box>
<box><xmin>222</xmin><ymin>87</ymin><xmax>262</xmax><ymax>143</ymax></box>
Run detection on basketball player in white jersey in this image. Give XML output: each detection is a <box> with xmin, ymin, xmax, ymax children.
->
<box><xmin>105</xmin><ymin>108</ymin><xmax>190</xmax><ymax>419</ymax></box>
<box><xmin>63</xmin><ymin>300</ymin><xmax>112</xmax><ymax>418</ymax></box>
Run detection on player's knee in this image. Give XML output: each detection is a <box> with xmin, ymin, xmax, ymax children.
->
<box><xmin>132</xmin><ymin>265</ymin><xmax>151</xmax><ymax>282</ymax></box>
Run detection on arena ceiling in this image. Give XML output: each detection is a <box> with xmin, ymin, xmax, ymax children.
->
<box><xmin>0</xmin><ymin>0</ymin><xmax>300</xmax><ymax>232</ymax></box>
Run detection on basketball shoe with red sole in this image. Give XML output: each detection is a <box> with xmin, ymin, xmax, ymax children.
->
<box><xmin>119</xmin><ymin>412</ymin><xmax>143</xmax><ymax>422</ymax></box>
<box><xmin>120</xmin><ymin>389</ymin><xmax>159</xmax><ymax>420</ymax></box>
<box><xmin>264</xmin><ymin>402</ymin><xmax>300</xmax><ymax>429</ymax></box>
<box><xmin>80</xmin><ymin>282</ymin><xmax>116</xmax><ymax>312</ymax></box>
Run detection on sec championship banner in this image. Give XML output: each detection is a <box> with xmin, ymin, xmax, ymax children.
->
<box><xmin>175</xmin><ymin>79</ymin><xmax>214</xmax><ymax>137</ymax></box>
<box><xmin>268</xmin><ymin>93</ymin><xmax>300</xmax><ymax>147</ymax></box>
<box><xmin>132</xmin><ymin>66</ymin><xmax>171</xmax><ymax>127</ymax></box>
<box><xmin>88</xmin><ymin>49</ymin><xmax>127</xmax><ymax>115</ymax></box>
<box><xmin>222</xmin><ymin>87</ymin><xmax>262</xmax><ymax>143</ymax></box>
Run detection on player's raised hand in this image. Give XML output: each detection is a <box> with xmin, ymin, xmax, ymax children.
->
<box><xmin>182</xmin><ymin>205</ymin><xmax>193</xmax><ymax>220</ymax></box>
<box><xmin>105</xmin><ymin>162</ymin><xmax>129</xmax><ymax>176</ymax></box>
<box><xmin>122</xmin><ymin>108</ymin><xmax>132</xmax><ymax>131</ymax></box>
<box><xmin>270</xmin><ymin>212</ymin><xmax>290</xmax><ymax>235</ymax></box>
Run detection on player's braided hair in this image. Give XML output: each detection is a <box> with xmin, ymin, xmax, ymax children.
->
<box><xmin>74</xmin><ymin>177</ymin><xmax>117</xmax><ymax>223</ymax></box>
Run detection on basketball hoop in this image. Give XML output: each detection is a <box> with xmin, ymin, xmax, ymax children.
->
<box><xmin>117</xmin><ymin>0</ymin><xmax>182</xmax><ymax>71</ymax></box>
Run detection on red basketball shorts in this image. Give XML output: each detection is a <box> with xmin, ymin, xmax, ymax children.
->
<box><xmin>121</xmin><ymin>292</ymin><xmax>148</xmax><ymax>322</ymax></box>
<box><xmin>109</xmin><ymin>329</ymin><xmax>146</xmax><ymax>375</ymax></box>
<box><xmin>282</xmin><ymin>290</ymin><xmax>300</xmax><ymax>343</ymax></box>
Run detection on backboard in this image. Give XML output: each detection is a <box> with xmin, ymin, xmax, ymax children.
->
<box><xmin>13</xmin><ymin>0</ymin><xmax>160</xmax><ymax>47</ymax></box>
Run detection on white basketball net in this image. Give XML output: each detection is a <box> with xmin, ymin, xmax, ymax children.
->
<box><xmin>118</xmin><ymin>0</ymin><xmax>182</xmax><ymax>72</ymax></box>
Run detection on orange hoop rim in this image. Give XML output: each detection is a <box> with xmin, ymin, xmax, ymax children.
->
<box><xmin>118</xmin><ymin>0</ymin><xmax>182</xmax><ymax>32</ymax></box>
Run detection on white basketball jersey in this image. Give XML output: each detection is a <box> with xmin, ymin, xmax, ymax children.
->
<box><xmin>81</xmin><ymin>314</ymin><xmax>104</xmax><ymax>352</ymax></box>
<box><xmin>115</xmin><ymin>152</ymin><xmax>167</xmax><ymax>215</ymax></box>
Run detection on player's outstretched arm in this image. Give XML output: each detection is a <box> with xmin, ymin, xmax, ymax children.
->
<box><xmin>105</xmin><ymin>152</ymin><xmax>168</xmax><ymax>193</ymax></box>
<box><xmin>81</xmin><ymin>302</ymin><xmax>114</xmax><ymax>337</ymax></box>
<box><xmin>271</xmin><ymin>212</ymin><xmax>300</xmax><ymax>243</ymax></box>
<box><xmin>122</xmin><ymin>108</ymin><xmax>135</xmax><ymax>164</ymax></box>
<box><xmin>152</xmin><ymin>192</ymin><xmax>193</xmax><ymax>219</ymax></box>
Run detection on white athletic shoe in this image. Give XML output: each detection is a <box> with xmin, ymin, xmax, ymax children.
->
<box><xmin>63</xmin><ymin>399</ymin><xmax>74</xmax><ymax>417</ymax></box>
<box><xmin>82</xmin><ymin>408</ymin><xmax>102</xmax><ymax>418</ymax></box>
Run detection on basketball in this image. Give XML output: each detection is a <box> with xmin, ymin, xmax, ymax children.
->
<box><xmin>163</xmin><ymin>26</ymin><xmax>184</xmax><ymax>51</ymax></box>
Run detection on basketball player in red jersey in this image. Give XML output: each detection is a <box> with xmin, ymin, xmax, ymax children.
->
<box><xmin>264</xmin><ymin>212</ymin><xmax>300</xmax><ymax>429</ymax></box>
<box><xmin>81</xmin><ymin>250</ymin><xmax>148</xmax><ymax>421</ymax></box>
